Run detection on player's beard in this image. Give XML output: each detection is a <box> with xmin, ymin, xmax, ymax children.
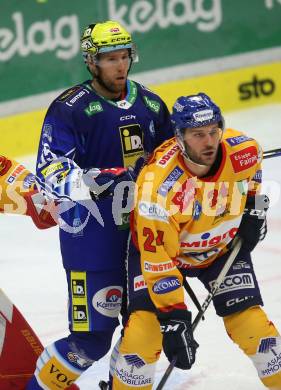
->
<box><xmin>185</xmin><ymin>144</ymin><xmax>218</xmax><ymax>167</ymax></box>
<box><xmin>94</xmin><ymin>68</ymin><xmax>127</xmax><ymax>96</ymax></box>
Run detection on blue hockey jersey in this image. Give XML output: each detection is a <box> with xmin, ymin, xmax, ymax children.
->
<box><xmin>36</xmin><ymin>79</ymin><xmax>173</xmax><ymax>271</ymax></box>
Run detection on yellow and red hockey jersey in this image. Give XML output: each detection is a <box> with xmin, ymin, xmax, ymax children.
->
<box><xmin>0</xmin><ymin>156</ymin><xmax>56</xmax><ymax>229</ymax></box>
<box><xmin>133</xmin><ymin>129</ymin><xmax>262</xmax><ymax>311</ymax></box>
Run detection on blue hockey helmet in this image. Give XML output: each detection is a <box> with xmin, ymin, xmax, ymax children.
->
<box><xmin>171</xmin><ymin>93</ymin><xmax>224</xmax><ymax>133</ymax></box>
<box><xmin>171</xmin><ymin>93</ymin><xmax>225</xmax><ymax>159</ymax></box>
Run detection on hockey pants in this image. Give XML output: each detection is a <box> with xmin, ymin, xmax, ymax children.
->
<box><xmin>112</xmin><ymin>307</ymin><xmax>281</xmax><ymax>389</ymax></box>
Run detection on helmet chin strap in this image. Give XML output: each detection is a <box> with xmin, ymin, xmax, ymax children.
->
<box><xmin>177</xmin><ymin>135</ymin><xmax>209</xmax><ymax>169</ymax></box>
<box><xmin>182</xmin><ymin>151</ymin><xmax>209</xmax><ymax>169</ymax></box>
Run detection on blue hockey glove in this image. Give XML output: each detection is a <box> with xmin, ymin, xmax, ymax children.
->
<box><xmin>238</xmin><ymin>194</ymin><xmax>269</xmax><ymax>252</ymax></box>
<box><xmin>83</xmin><ymin>167</ymin><xmax>134</xmax><ymax>201</ymax></box>
<box><xmin>158</xmin><ymin>309</ymin><xmax>199</xmax><ymax>370</ymax></box>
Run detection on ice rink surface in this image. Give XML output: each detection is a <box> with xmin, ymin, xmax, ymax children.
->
<box><xmin>1</xmin><ymin>103</ymin><xmax>281</xmax><ymax>389</ymax></box>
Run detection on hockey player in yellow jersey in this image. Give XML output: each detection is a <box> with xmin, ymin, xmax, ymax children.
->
<box><xmin>0</xmin><ymin>155</ymin><xmax>56</xmax><ymax>228</ymax></box>
<box><xmin>111</xmin><ymin>93</ymin><xmax>281</xmax><ymax>389</ymax></box>
<box><xmin>0</xmin><ymin>156</ymin><xmax>56</xmax><ymax>390</ymax></box>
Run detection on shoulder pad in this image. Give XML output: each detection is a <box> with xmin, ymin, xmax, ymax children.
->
<box><xmin>223</xmin><ymin>129</ymin><xmax>254</xmax><ymax>148</ymax></box>
<box><xmin>56</xmin><ymin>85</ymin><xmax>91</xmax><ymax>107</ymax></box>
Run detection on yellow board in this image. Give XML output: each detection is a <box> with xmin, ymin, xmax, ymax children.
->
<box><xmin>1</xmin><ymin>61</ymin><xmax>280</xmax><ymax>158</ymax></box>
<box><xmin>151</xmin><ymin>61</ymin><xmax>281</xmax><ymax>111</ymax></box>
<box><xmin>0</xmin><ymin>109</ymin><xmax>46</xmax><ymax>158</ymax></box>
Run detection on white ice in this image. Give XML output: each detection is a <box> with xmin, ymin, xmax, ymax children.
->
<box><xmin>0</xmin><ymin>103</ymin><xmax>281</xmax><ymax>389</ymax></box>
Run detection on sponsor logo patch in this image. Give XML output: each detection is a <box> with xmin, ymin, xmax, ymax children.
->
<box><xmin>226</xmin><ymin>295</ymin><xmax>254</xmax><ymax>307</ymax></box>
<box><xmin>84</xmin><ymin>101</ymin><xmax>103</xmax><ymax>116</ymax></box>
<box><xmin>57</xmin><ymin>86</ymin><xmax>81</xmax><ymax>102</ymax></box>
<box><xmin>143</xmin><ymin>96</ymin><xmax>160</xmax><ymax>113</ymax></box>
<box><xmin>144</xmin><ymin>261</ymin><xmax>176</xmax><ymax>273</ymax></box>
<box><xmin>115</xmin><ymin>353</ymin><xmax>153</xmax><ymax>386</ymax></box>
<box><xmin>209</xmin><ymin>273</ymin><xmax>255</xmax><ymax>295</ymax></box>
<box><xmin>138</xmin><ymin>201</ymin><xmax>169</xmax><ymax>223</ymax></box>
<box><xmin>71</xmin><ymin>271</ymin><xmax>89</xmax><ymax>331</ymax></box>
<box><xmin>193</xmin><ymin>109</ymin><xmax>213</xmax><ymax>122</ymax></box>
<box><xmin>180</xmin><ymin>223</ymin><xmax>239</xmax><ymax>250</ymax></box>
<box><xmin>65</xmin><ymin>89</ymin><xmax>87</xmax><ymax>107</ymax></box>
<box><xmin>225</xmin><ymin>135</ymin><xmax>253</xmax><ymax>146</ymax></box>
<box><xmin>258</xmin><ymin>338</ymin><xmax>277</xmax><ymax>354</ymax></box>
<box><xmin>158</xmin><ymin>166</ymin><xmax>183</xmax><ymax>196</ymax></box>
<box><xmin>73</xmin><ymin>305</ymin><xmax>88</xmax><ymax>322</ymax></box>
<box><xmin>233</xmin><ymin>261</ymin><xmax>251</xmax><ymax>270</ymax></box>
<box><xmin>156</xmin><ymin>144</ymin><xmax>180</xmax><ymax>167</ymax></box>
<box><xmin>72</xmin><ymin>279</ymin><xmax>86</xmax><ymax>297</ymax></box>
<box><xmin>39</xmin><ymin>356</ymin><xmax>77</xmax><ymax>387</ymax></box>
<box><xmin>119</xmin><ymin>124</ymin><xmax>144</xmax><ymax>167</ymax></box>
<box><xmin>134</xmin><ymin>275</ymin><xmax>147</xmax><ymax>291</ymax></box>
<box><xmin>92</xmin><ymin>286</ymin><xmax>123</xmax><ymax>318</ymax></box>
<box><xmin>152</xmin><ymin>277</ymin><xmax>181</xmax><ymax>294</ymax></box>
<box><xmin>124</xmin><ymin>355</ymin><xmax>146</xmax><ymax>368</ymax></box>
<box><xmin>41</xmin><ymin>162</ymin><xmax>64</xmax><ymax>177</ymax></box>
<box><xmin>6</xmin><ymin>164</ymin><xmax>26</xmax><ymax>184</ymax></box>
<box><xmin>230</xmin><ymin>146</ymin><xmax>258</xmax><ymax>173</ymax></box>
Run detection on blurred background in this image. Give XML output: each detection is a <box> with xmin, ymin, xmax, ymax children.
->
<box><xmin>1</xmin><ymin>1</ymin><xmax>281</xmax><ymax>389</ymax></box>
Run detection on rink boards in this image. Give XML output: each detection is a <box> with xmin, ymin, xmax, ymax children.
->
<box><xmin>1</xmin><ymin>60</ymin><xmax>281</xmax><ymax>158</ymax></box>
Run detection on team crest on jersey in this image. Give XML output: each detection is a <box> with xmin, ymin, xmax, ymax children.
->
<box><xmin>119</xmin><ymin>124</ymin><xmax>144</xmax><ymax>167</ymax></box>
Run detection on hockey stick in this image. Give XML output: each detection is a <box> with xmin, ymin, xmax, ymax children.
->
<box><xmin>183</xmin><ymin>278</ymin><xmax>205</xmax><ymax>321</ymax></box>
<box><xmin>155</xmin><ymin>237</ymin><xmax>242</xmax><ymax>390</ymax></box>
<box><xmin>263</xmin><ymin>148</ymin><xmax>281</xmax><ymax>159</ymax></box>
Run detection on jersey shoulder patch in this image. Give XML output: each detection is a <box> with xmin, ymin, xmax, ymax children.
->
<box><xmin>224</xmin><ymin>128</ymin><xmax>254</xmax><ymax>148</ymax></box>
<box><xmin>135</xmin><ymin>81</ymin><xmax>163</xmax><ymax>114</ymax></box>
<box><xmin>56</xmin><ymin>84</ymin><xmax>91</xmax><ymax>108</ymax></box>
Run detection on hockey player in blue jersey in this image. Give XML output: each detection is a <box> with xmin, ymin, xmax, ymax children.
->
<box><xmin>27</xmin><ymin>20</ymin><xmax>173</xmax><ymax>389</ymax></box>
